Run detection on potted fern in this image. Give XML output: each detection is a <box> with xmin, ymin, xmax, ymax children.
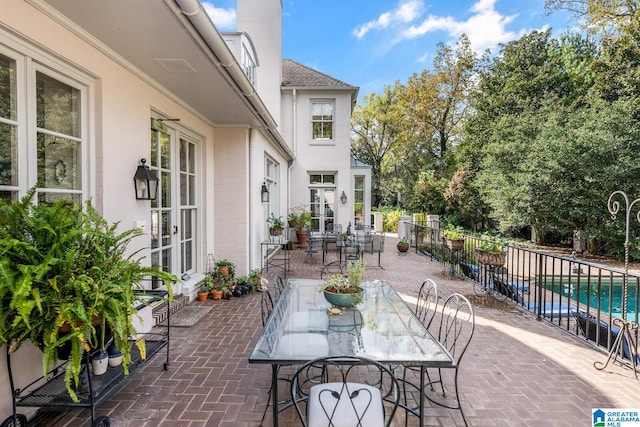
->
<box><xmin>0</xmin><ymin>189</ymin><xmax>176</xmax><ymax>402</ymax></box>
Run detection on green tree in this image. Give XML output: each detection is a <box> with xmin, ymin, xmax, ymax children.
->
<box><xmin>351</xmin><ymin>82</ymin><xmax>405</xmax><ymax>207</ymax></box>
<box><xmin>462</xmin><ymin>30</ymin><xmax>599</xmax><ymax>241</ymax></box>
<box><xmin>546</xmin><ymin>0</ymin><xmax>639</xmax><ymax>34</ymax></box>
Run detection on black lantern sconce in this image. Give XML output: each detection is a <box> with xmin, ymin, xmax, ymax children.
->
<box><xmin>261</xmin><ymin>182</ymin><xmax>270</xmax><ymax>203</ymax></box>
<box><xmin>133</xmin><ymin>158</ymin><xmax>159</xmax><ymax>200</ymax></box>
<box><xmin>340</xmin><ymin>191</ymin><xmax>347</xmax><ymax>204</ymax></box>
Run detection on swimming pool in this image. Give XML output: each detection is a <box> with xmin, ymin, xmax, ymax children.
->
<box><xmin>542</xmin><ymin>276</ymin><xmax>640</xmax><ymax>321</ymax></box>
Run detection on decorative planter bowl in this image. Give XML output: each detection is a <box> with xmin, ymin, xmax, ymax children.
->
<box><xmin>269</xmin><ymin>227</ymin><xmax>283</xmax><ymax>236</ymax></box>
<box><xmin>323</xmin><ymin>288</ymin><xmax>363</xmax><ymax>308</ymax></box>
<box><xmin>397</xmin><ymin>243</ymin><xmax>410</xmax><ymax>252</ymax></box>
<box><xmin>474</xmin><ymin>248</ymin><xmax>506</xmax><ymax>267</ymax></box>
<box><xmin>443</xmin><ymin>237</ymin><xmax>464</xmax><ymax>251</ymax></box>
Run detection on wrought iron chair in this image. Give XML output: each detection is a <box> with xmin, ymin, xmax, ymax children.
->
<box><xmin>273</xmin><ymin>275</ymin><xmax>285</xmax><ymax>300</ymax></box>
<box><xmin>290</xmin><ymin>356</ymin><xmax>400</xmax><ymax>427</ymax></box>
<box><xmin>399</xmin><ymin>293</ymin><xmax>474</xmax><ymax>427</ymax></box>
<box><xmin>415</xmin><ymin>279</ymin><xmax>439</xmax><ymax>330</ymax></box>
<box><xmin>258</xmin><ymin>287</ymin><xmax>330</xmax><ymax>424</ymax></box>
<box><xmin>427</xmin><ymin>293</ymin><xmax>474</xmax><ymax>426</ymax></box>
<box><xmin>260</xmin><ymin>288</ymin><xmax>276</xmax><ymax>327</ymax></box>
<box><xmin>398</xmin><ymin>279</ymin><xmax>438</xmax><ymax>411</ymax></box>
<box><xmin>305</xmin><ymin>229</ymin><xmax>324</xmax><ymax>262</ymax></box>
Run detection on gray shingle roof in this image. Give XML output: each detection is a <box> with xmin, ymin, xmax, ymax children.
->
<box><xmin>282</xmin><ymin>59</ymin><xmax>357</xmax><ymax>90</ymax></box>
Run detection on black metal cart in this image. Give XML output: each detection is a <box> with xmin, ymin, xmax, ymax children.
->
<box><xmin>2</xmin><ymin>290</ymin><xmax>171</xmax><ymax>427</ymax></box>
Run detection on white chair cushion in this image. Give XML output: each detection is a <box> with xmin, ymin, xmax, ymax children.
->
<box><xmin>285</xmin><ymin>310</ymin><xmax>329</xmax><ymax>333</ymax></box>
<box><xmin>274</xmin><ymin>333</ymin><xmax>329</xmax><ymax>358</ymax></box>
<box><xmin>308</xmin><ymin>382</ymin><xmax>384</xmax><ymax>427</ymax></box>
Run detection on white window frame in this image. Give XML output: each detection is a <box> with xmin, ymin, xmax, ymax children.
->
<box><xmin>0</xmin><ymin>32</ymin><xmax>93</xmax><ymax>202</ymax></box>
<box><xmin>311</xmin><ymin>99</ymin><xmax>335</xmax><ymax>142</ymax></box>
<box><xmin>264</xmin><ymin>155</ymin><xmax>279</xmax><ymax>235</ymax></box>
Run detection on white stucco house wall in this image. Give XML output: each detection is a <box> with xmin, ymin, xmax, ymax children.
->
<box><xmin>0</xmin><ymin>0</ymin><xmax>368</xmax><ymax>421</ymax></box>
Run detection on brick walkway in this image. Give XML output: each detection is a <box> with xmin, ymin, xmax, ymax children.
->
<box><xmin>31</xmin><ymin>236</ymin><xmax>640</xmax><ymax>426</ymax></box>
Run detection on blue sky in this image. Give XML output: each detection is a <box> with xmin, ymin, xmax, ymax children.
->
<box><xmin>203</xmin><ymin>0</ymin><xmax>575</xmax><ymax>96</ymax></box>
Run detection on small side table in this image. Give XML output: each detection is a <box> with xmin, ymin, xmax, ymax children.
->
<box><xmin>261</xmin><ymin>239</ymin><xmax>291</xmax><ymax>277</ymax></box>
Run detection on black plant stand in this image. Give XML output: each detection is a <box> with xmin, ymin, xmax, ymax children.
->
<box><xmin>3</xmin><ymin>290</ymin><xmax>171</xmax><ymax>427</ymax></box>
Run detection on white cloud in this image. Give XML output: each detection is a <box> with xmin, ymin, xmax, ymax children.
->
<box><xmin>353</xmin><ymin>0</ymin><xmax>424</xmax><ymax>39</ymax></box>
<box><xmin>355</xmin><ymin>0</ymin><xmax>546</xmax><ymax>55</ymax></box>
<box><xmin>202</xmin><ymin>2</ymin><xmax>236</xmax><ymax>30</ymax></box>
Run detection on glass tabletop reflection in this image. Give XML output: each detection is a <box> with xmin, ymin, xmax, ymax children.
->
<box><xmin>249</xmin><ymin>279</ymin><xmax>453</xmax><ymax>367</ymax></box>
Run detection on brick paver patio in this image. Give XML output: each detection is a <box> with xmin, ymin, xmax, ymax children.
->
<box><xmin>29</xmin><ymin>235</ymin><xmax>640</xmax><ymax>426</ymax></box>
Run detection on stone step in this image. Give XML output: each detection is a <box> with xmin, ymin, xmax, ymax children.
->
<box><xmin>151</xmin><ymin>294</ymin><xmax>189</xmax><ymax>326</ymax></box>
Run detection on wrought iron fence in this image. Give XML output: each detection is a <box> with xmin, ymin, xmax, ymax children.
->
<box><xmin>407</xmin><ymin>221</ymin><xmax>640</xmax><ymax>364</ymax></box>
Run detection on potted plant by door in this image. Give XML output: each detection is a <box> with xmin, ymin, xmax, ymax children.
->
<box><xmin>0</xmin><ymin>189</ymin><xmax>176</xmax><ymax>402</ymax></box>
<box><xmin>397</xmin><ymin>237</ymin><xmax>410</xmax><ymax>252</ymax></box>
<box><xmin>267</xmin><ymin>213</ymin><xmax>285</xmax><ymax>236</ymax></box>
<box><xmin>287</xmin><ymin>205</ymin><xmax>312</xmax><ymax>248</ymax></box>
<box><xmin>210</xmin><ymin>271</ymin><xmax>228</xmax><ymax>300</ymax></box>
<box><xmin>474</xmin><ymin>234</ymin><xmax>507</xmax><ymax>266</ymax></box>
<box><xmin>197</xmin><ymin>276</ymin><xmax>213</xmax><ymax>301</ymax></box>
<box><xmin>215</xmin><ymin>259</ymin><xmax>236</xmax><ymax>279</ymax></box>
<box><xmin>442</xmin><ymin>225</ymin><xmax>465</xmax><ymax>250</ymax></box>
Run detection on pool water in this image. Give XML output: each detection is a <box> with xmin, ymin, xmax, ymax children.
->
<box><xmin>542</xmin><ymin>276</ymin><xmax>639</xmax><ymax>320</ymax></box>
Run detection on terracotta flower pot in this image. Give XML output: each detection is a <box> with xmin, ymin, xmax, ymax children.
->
<box><xmin>197</xmin><ymin>291</ymin><xmax>209</xmax><ymax>301</ymax></box>
<box><xmin>219</xmin><ymin>266</ymin><xmax>231</xmax><ymax>278</ymax></box>
<box><xmin>211</xmin><ymin>290</ymin><xmax>223</xmax><ymax>300</ymax></box>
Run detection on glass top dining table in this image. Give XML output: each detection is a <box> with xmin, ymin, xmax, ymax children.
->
<box><xmin>248</xmin><ymin>278</ymin><xmax>454</xmax><ymax>426</ymax></box>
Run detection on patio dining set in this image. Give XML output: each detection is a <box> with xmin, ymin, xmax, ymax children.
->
<box><xmin>251</xmin><ymin>277</ymin><xmax>476</xmax><ymax>426</ymax></box>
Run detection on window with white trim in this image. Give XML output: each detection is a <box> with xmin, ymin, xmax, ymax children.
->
<box><xmin>0</xmin><ymin>40</ymin><xmax>90</xmax><ymax>204</ymax></box>
<box><xmin>264</xmin><ymin>155</ymin><xmax>279</xmax><ymax>233</ymax></box>
<box><xmin>311</xmin><ymin>100</ymin><xmax>334</xmax><ymax>141</ymax></box>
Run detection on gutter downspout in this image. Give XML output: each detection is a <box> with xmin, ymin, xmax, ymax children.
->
<box><xmin>287</xmin><ymin>88</ymin><xmax>297</xmax><ymax>215</ymax></box>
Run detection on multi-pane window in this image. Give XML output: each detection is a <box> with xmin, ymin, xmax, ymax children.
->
<box><xmin>354</xmin><ymin>175</ymin><xmax>364</xmax><ymax>226</ymax></box>
<box><xmin>0</xmin><ymin>53</ymin><xmax>17</xmax><ymax>203</ymax></box>
<box><xmin>311</xmin><ymin>100</ymin><xmax>334</xmax><ymax>141</ymax></box>
<box><xmin>265</xmin><ymin>156</ymin><xmax>279</xmax><ymax>232</ymax></box>
<box><xmin>241</xmin><ymin>44</ymin><xmax>256</xmax><ymax>87</ymax></box>
<box><xmin>0</xmin><ymin>45</ymin><xmax>88</xmax><ymax>204</ymax></box>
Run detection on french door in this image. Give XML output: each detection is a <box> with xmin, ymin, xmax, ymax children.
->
<box><xmin>310</xmin><ymin>187</ymin><xmax>336</xmax><ymax>232</ymax></box>
<box><xmin>149</xmin><ymin>119</ymin><xmax>199</xmax><ymax>286</ymax></box>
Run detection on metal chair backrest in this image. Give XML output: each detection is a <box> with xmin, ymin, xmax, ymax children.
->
<box><xmin>260</xmin><ymin>289</ymin><xmax>275</xmax><ymax>327</ymax></box>
<box><xmin>416</xmin><ymin>279</ymin><xmax>438</xmax><ymax>330</ymax></box>
<box><xmin>290</xmin><ymin>355</ymin><xmax>400</xmax><ymax>427</ymax></box>
<box><xmin>437</xmin><ymin>293</ymin><xmax>475</xmax><ymax>364</ymax></box>
<box><xmin>273</xmin><ymin>275</ymin><xmax>285</xmax><ymax>300</ymax></box>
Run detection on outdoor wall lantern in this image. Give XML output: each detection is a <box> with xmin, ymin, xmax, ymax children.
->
<box><xmin>134</xmin><ymin>158</ymin><xmax>159</xmax><ymax>200</ymax></box>
<box><xmin>261</xmin><ymin>182</ymin><xmax>270</xmax><ymax>203</ymax></box>
<box><xmin>340</xmin><ymin>191</ymin><xmax>348</xmax><ymax>204</ymax></box>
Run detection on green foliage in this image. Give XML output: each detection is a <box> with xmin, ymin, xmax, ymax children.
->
<box><xmin>476</xmin><ymin>234</ymin><xmax>507</xmax><ymax>253</ymax></box>
<box><xmin>215</xmin><ymin>259</ymin><xmax>236</xmax><ymax>278</ymax></box>
<box><xmin>346</xmin><ymin>259</ymin><xmax>365</xmax><ymax>288</ymax></box>
<box><xmin>0</xmin><ymin>188</ymin><xmax>175</xmax><ymax>401</ymax></box>
<box><xmin>266</xmin><ymin>213</ymin><xmax>284</xmax><ymax>229</ymax></box>
<box><xmin>380</xmin><ymin>209</ymin><xmax>404</xmax><ymax>232</ymax></box>
<box><xmin>443</xmin><ymin>225</ymin><xmax>465</xmax><ymax>240</ymax></box>
<box><xmin>287</xmin><ymin>205</ymin><xmax>312</xmax><ymax>232</ymax></box>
